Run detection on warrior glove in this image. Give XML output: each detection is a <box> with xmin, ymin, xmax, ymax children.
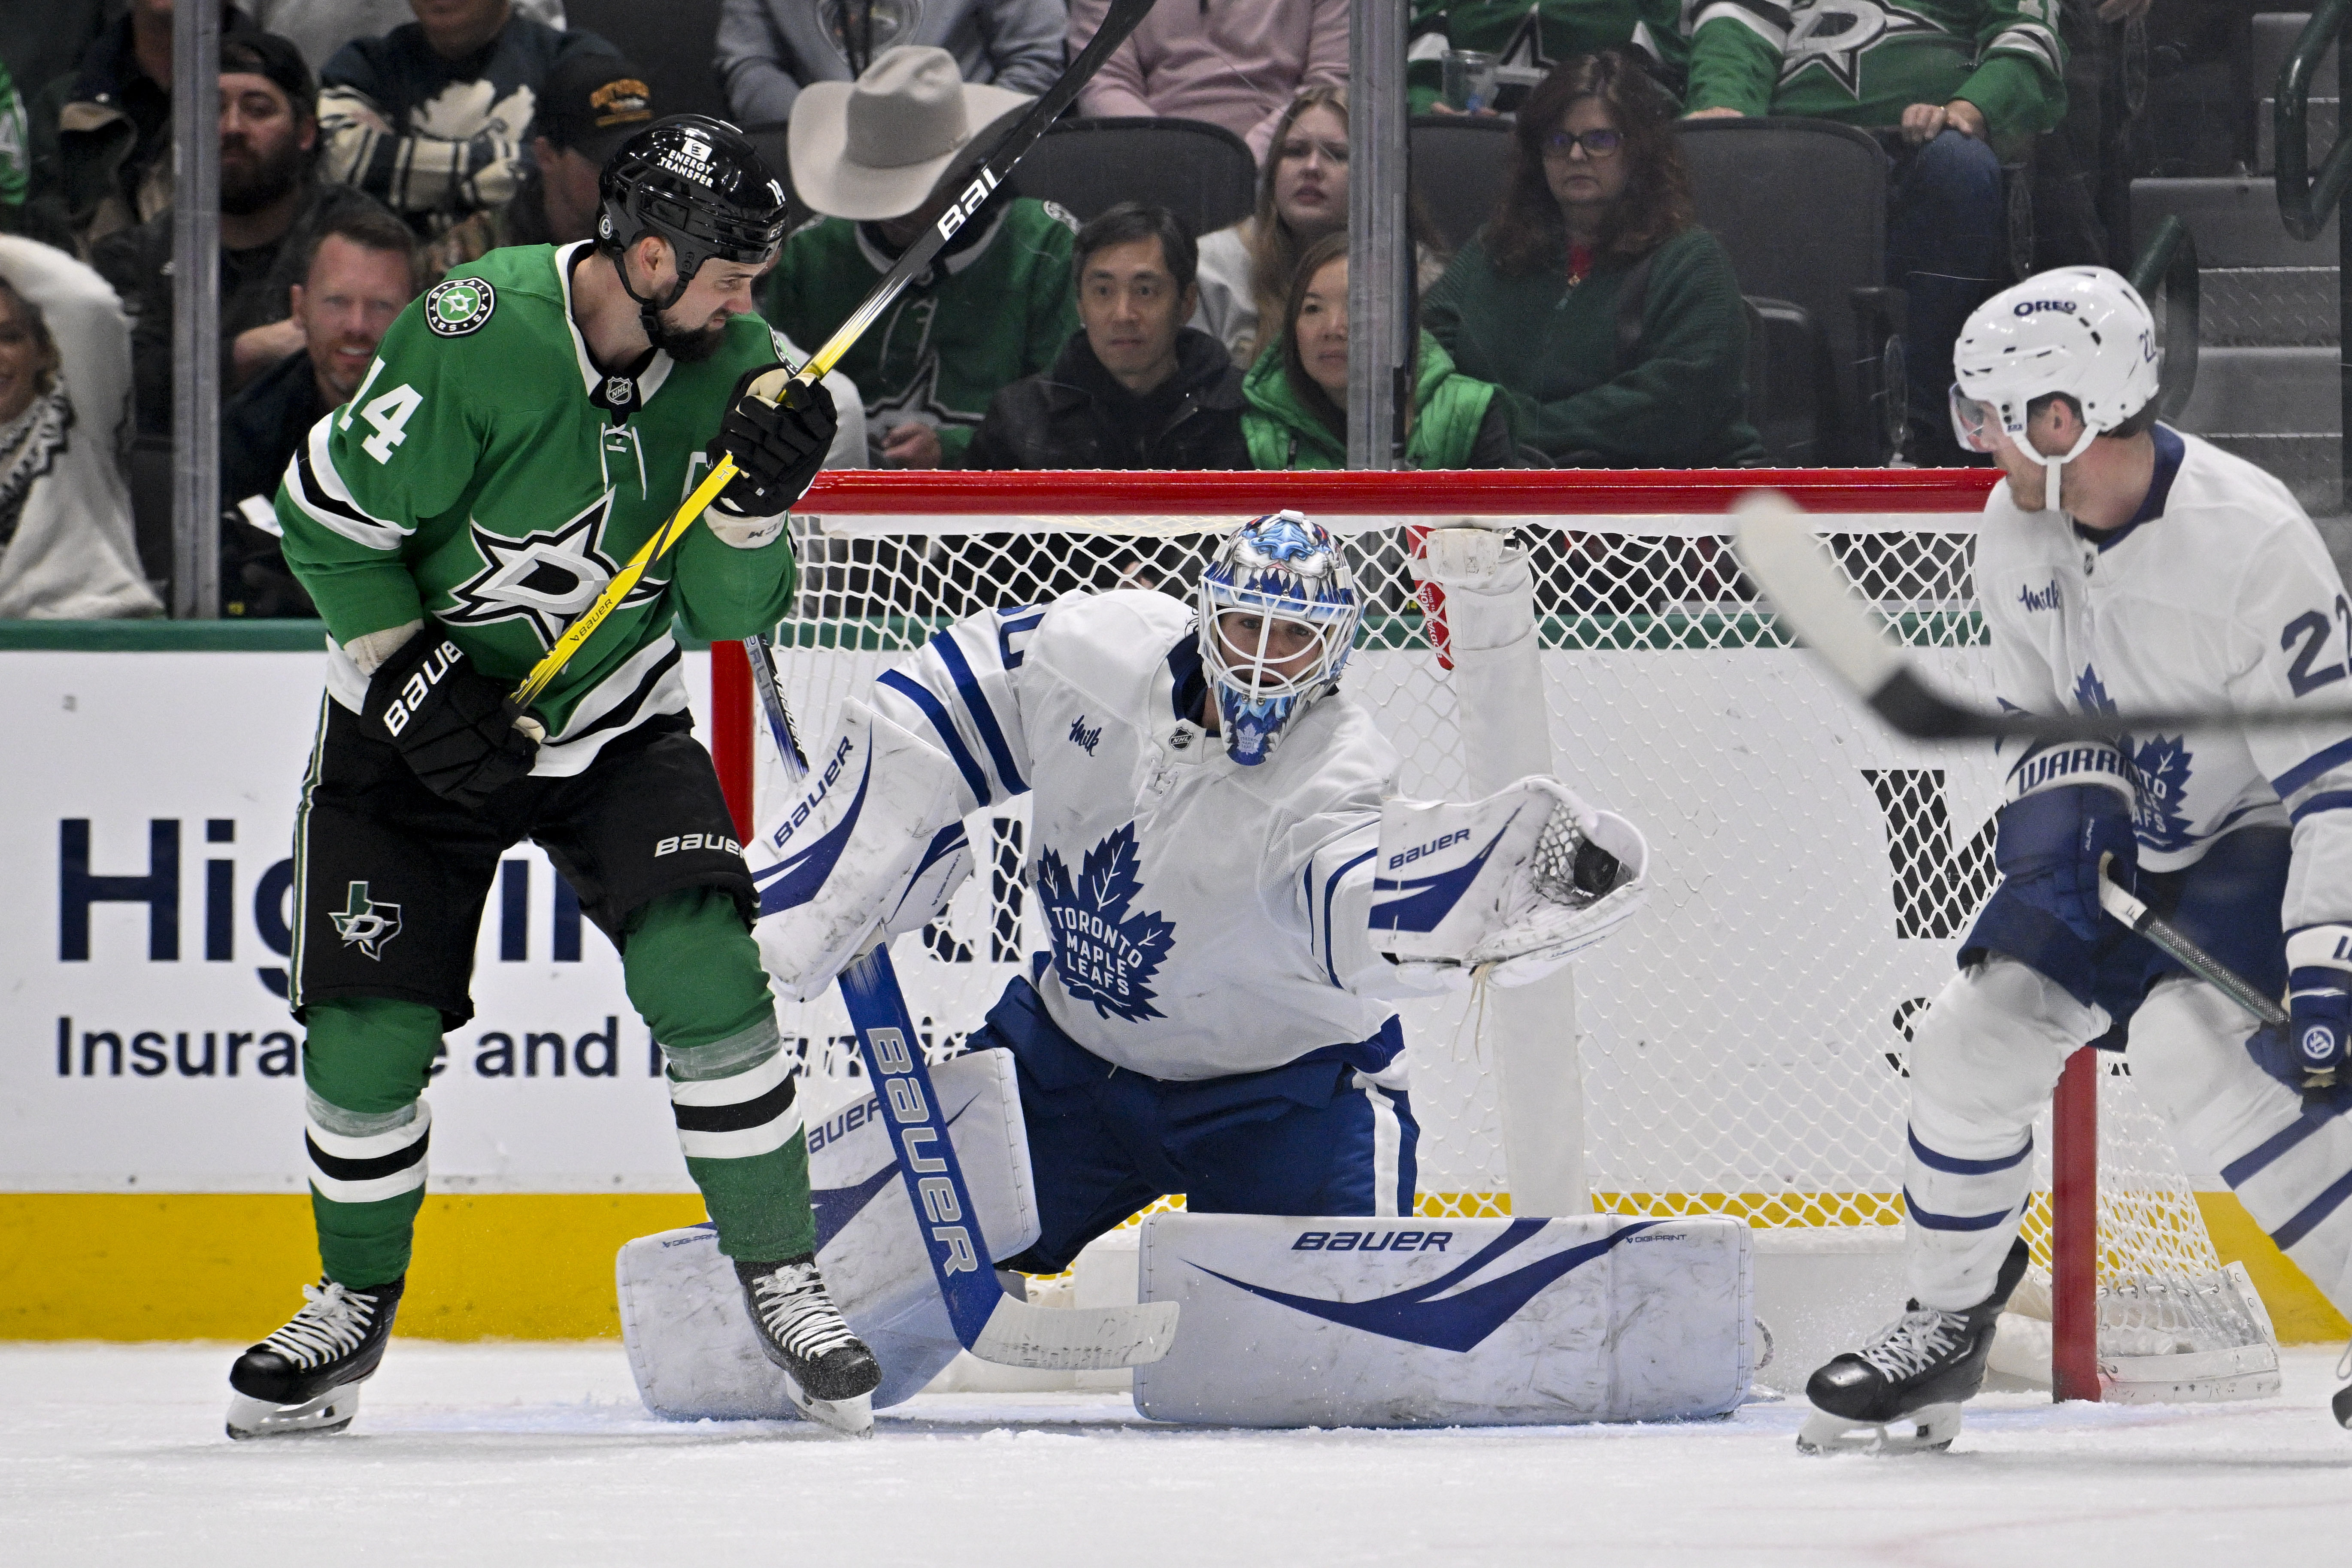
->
<box><xmin>360</xmin><ymin>622</ymin><xmax>543</xmax><ymax>810</ymax></box>
<box><xmin>1994</xmin><ymin>779</ymin><xmax>2136</xmax><ymax>945</ymax></box>
<box><xmin>2279</xmin><ymin>925</ymin><xmax>2352</xmax><ymax>1105</ymax></box>
<box><xmin>708</xmin><ymin>367</ymin><xmax>835</xmax><ymax>528</ymax></box>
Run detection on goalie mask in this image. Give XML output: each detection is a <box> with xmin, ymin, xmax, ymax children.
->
<box><xmin>1949</xmin><ymin>266</ymin><xmax>2159</xmax><ymax>512</ymax></box>
<box><xmin>1197</xmin><ymin>512</ymin><xmax>1362</xmax><ymax>766</ymax></box>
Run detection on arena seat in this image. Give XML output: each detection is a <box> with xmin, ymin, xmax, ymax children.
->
<box><xmin>1408</xmin><ymin>115</ymin><xmax>1514</xmax><ymax>252</ymax></box>
<box><xmin>1674</xmin><ymin>117</ymin><xmax>1906</xmax><ymax>466</ymax></box>
<box><xmin>564</xmin><ymin>0</ymin><xmax>729</xmax><ymax>122</ymax></box>
<box><xmin>1009</xmin><ymin>117</ymin><xmax>1257</xmax><ymax>238</ymax></box>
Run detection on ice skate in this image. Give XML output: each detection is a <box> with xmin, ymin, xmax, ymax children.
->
<box><xmin>736</xmin><ymin>1255</ymin><xmax>881</xmax><ymax>1438</ymax></box>
<box><xmin>225</xmin><ymin>1276</ymin><xmax>404</xmax><ymax>1440</ymax></box>
<box><xmin>1797</xmin><ymin>1240</ymin><xmax>2028</xmax><ymax>1455</ymax></box>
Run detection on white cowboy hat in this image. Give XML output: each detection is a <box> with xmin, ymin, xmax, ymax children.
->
<box><xmin>788</xmin><ymin>46</ymin><xmax>1033</xmax><ymax>222</ymax></box>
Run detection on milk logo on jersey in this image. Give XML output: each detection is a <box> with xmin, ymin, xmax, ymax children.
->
<box><xmin>2076</xmin><ymin>666</ymin><xmax>2195</xmax><ymax>852</ymax></box>
<box><xmin>422</xmin><ymin>277</ymin><xmax>495</xmax><ymax>337</ymax></box>
<box><xmin>441</xmin><ymin>491</ymin><xmax>664</xmax><ymax>647</ymax></box>
<box><xmin>1067</xmin><ymin>716</ymin><xmax>1101</xmax><ymax>756</ymax></box>
<box><xmin>1192</xmin><ymin>1219</ymin><xmax>1664</xmax><ymax>1352</ymax></box>
<box><xmin>1776</xmin><ymin>3</ymin><xmax>1948</xmax><ymax>95</ymax></box>
<box><xmin>2019</xmin><ymin>578</ymin><xmax>2061</xmax><ymax>613</ymax></box>
<box><xmin>1037</xmin><ymin>824</ymin><xmax>1175</xmax><ymax>1022</ymax></box>
<box><xmin>331</xmin><ymin>881</ymin><xmax>403</xmax><ymax>960</ymax></box>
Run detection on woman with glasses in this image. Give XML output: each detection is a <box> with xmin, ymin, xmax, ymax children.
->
<box><xmin>1423</xmin><ymin>51</ymin><xmax>1762</xmax><ymax>468</ymax></box>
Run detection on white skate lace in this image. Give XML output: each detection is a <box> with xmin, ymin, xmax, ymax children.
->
<box><xmin>259</xmin><ymin>1282</ymin><xmax>378</xmax><ymax>1370</ymax></box>
<box><xmin>1856</xmin><ymin>1307</ymin><xmax>1970</xmax><ymax>1383</ymax></box>
<box><xmin>747</xmin><ymin>1261</ymin><xmax>862</xmax><ymax>1365</ymax></box>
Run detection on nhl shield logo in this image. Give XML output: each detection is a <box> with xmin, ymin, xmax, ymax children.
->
<box><xmin>424</xmin><ymin>278</ymin><xmax>496</xmax><ymax>337</ymax></box>
<box><xmin>331</xmin><ymin>881</ymin><xmax>404</xmax><ymax>960</ymax></box>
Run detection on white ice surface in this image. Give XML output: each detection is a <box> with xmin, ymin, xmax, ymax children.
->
<box><xmin>4</xmin><ymin>1342</ymin><xmax>2347</xmax><ymax>1566</ymax></box>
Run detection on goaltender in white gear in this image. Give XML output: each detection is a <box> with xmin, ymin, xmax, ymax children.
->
<box><xmin>1801</xmin><ymin>267</ymin><xmax>2352</xmax><ymax>1453</ymax></box>
<box><xmin>751</xmin><ymin>512</ymin><xmax>1647</xmax><ymax>1276</ymax></box>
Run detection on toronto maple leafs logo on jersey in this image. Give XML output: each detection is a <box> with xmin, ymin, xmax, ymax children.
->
<box><xmin>1037</xmin><ymin>824</ymin><xmax>1176</xmax><ymax>1022</ymax></box>
<box><xmin>441</xmin><ymin>490</ymin><xmax>664</xmax><ymax>648</ymax></box>
<box><xmin>1780</xmin><ymin>2</ymin><xmax>1948</xmax><ymax>96</ymax></box>
<box><xmin>2076</xmin><ymin>666</ymin><xmax>2196</xmax><ymax>852</ymax></box>
<box><xmin>331</xmin><ymin>881</ymin><xmax>403</xmax><ymax>960</ymax></box>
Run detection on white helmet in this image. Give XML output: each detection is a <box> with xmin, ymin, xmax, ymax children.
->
<box><xmin>1949</xmin><ymin>266</ymin><xmax>2160</xmax><ymax>511</ymax></box>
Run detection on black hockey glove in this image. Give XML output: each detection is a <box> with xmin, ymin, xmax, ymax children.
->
<box><xmin>708</xmin><ymin>369</ymin><xmax>836</xmax><ymax>519</ymax></box>
<box><xmin>361</xmin><ymin>622</ymin><xmax>543</xmax><ymax>810</ymax></box>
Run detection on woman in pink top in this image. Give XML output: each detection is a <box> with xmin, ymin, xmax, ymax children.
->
<box><xmin>1068</xmin><ymin>0</ymin><xmax>1349</xmax><ymax>165</ymax></box>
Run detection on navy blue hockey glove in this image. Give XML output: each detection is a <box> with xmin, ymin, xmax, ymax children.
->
<box><xmin>361</xmin><ymin>622</ymin><xmax>542</xmax><ymax>810</ymax></box>
<box><xmin>709</xmin><ymin>369</ymin><xmax>835</xmax><ymax>519</ymax></box>
<box><xmin>2276</xmin><ymin>925</ymin><xmax>2352</xmax><ymax>1104</ymax></box>
<box><xmin>1994</xmin><ymin>782</ymin><xmax>2136</xmax><ymax>944</ymax></box>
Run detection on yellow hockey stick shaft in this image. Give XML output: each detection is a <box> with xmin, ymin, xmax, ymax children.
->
<box><xmin>510</xmin><ymin>453</ymin><xmax>738</xmax><ymax>707</ymax></box>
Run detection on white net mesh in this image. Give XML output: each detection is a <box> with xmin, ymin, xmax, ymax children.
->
<box><xmin>758</xmin><ymin>492</ymin><xmax>2240</xmax><ymax>1351</ymax></box>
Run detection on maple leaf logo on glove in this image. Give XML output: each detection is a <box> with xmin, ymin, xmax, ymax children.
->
<box><xmin>1037</xmin><ymin>823</ymin><xmax>1176</xmax><ymax>1023</ymax></box>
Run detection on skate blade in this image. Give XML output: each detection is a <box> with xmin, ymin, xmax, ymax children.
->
<box><xmin>224</xmin><ymin>1384</ymin><xmax>363</xmax><ymax>1441</ymax></box>
<box><xmin>783</xmin><ymin>1376</ymin><xmax>873</xmax><ymax>1439</ymax></box>
<box><xmin>1795</xmin><ymin>1402</ymin><xmax>1962</xmax><ymax>1456</ymax></box>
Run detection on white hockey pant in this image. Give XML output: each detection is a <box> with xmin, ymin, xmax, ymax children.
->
<box><xmin>1905</xmin><ymin>958</ymin><xmax>2352</xmax><ymax>1316</ymax></box>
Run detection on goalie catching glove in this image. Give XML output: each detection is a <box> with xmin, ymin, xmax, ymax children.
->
<box><xmin>1368</xmin><ymin>776</ymin><xmax>1649</xmax><ymax>987</ymax></box>
<box><xmin>707</xmin><ymin>367</ymin><xmax>836</xmax><ymax>532</ymax></box>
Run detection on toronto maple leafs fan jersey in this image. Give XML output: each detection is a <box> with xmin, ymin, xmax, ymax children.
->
<box><xmin>861</xmin><ymin>588</ymin><xmax>1437</xmax><ymax>1082</ymax></box>
<box><xmin>1979</xmin><ymin>426</ymin><xmax>2352</xmax><ymax>932</ymax></box>
<box><xmin>276</xmin><ymin>241</ymin><xmax>798</xmax><ymax>773</ymax></box>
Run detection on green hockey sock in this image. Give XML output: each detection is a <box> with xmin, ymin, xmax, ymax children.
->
<box><xmin>627</xmin><ymin>889</ymin><xmax>814</xmax><ymax>1263</ymax></box>
<box><xmin>301</xmin><ymin>996</ymin><xmax>444</xmax><ymax>1289</ymax></box>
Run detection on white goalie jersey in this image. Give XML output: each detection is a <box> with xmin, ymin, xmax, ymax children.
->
<box><xmin>1979</xmin><ymin>426</ymin><xmax>2352</xmax><ymax>932</ymax></box>
<box><xmin>752</xmin><ymin>589</ymin><xmax>1452</xmax><ymax>1082</ymax></box>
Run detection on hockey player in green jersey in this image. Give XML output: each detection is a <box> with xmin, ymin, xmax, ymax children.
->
<box><xmin>227</xmin><ymin>116</ymin><xmax>883</xmax><ymax>1441</ymax></box>
<box><xmin>1407</xmin><ymin>2</ymin><xmax>1689</xmax><ymax>114</ymax></box>
<box><xmin>1682</xmin><ymin>0</ymin><xmax>2066</xmax><ymax>462</ymax></box>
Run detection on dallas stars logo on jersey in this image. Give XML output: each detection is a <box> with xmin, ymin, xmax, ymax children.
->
<box><xmin>1781</xmin><ymin>1</ymin><xmax>1951</xmax><ymax>94</ymax></box>
<box><xmin>332</xmin><ymin>881</ymin><xmax>403</xmax><ymax>959</ymax></box>
<box><xmin>441</xmin><ymin>490</ymin><xmax>666</xmax><ymax>648</ymax></box>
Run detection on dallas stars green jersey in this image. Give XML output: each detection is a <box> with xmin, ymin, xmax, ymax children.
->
<box><xmin>1684</xmin><ymin>0</ymin><xmax>2064</xmax><ymax>146</ymax></box>
<box><xmin>277</xmin><ymin>241</ymin><xmax>799</xmax><ymax>761</ymax></box>
<box><xmin>1407</xmin><ymin>2</ymin><xmax>1689</xmax><ymax>114</ymax></box>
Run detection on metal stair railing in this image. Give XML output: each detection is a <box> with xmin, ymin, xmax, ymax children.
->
<box><xmin>2277</xmin><ymin>0</ymin><xmax>2352</xmax><ymax>509</ymax></box>
<box><xmin>2127</xmin><ymin>214</ymin><xmax>2200</xmax><ymax>420</ymax></box>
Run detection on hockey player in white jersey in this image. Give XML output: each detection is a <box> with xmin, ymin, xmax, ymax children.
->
<box><xmin>751</xmin><ymin>513</ymin><xmax>1647</xmax><ymax>1279</ymax></box>
<box><xmin>1800</xmin><ymin>267</ymin><xmax>2352</xmax><ymax>1453</ymax></box>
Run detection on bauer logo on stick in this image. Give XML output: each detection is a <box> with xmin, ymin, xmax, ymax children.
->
<box><xmin>423</xmin><ymin>278</ymin><xmax>495</xmax><ymax>337</ymax></box>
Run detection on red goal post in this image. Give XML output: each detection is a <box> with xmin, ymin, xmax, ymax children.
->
<box><xmin>710</xmin><ymin>466</ymin><xmax>2268</xmax><ymax>1406</ymax></box>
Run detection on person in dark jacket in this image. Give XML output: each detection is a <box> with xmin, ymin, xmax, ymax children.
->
<box><xmin>1423</xmin><ymin>50</ymin><xmax>1761</xmax><ymax>468</ymax></box>
<box><xmin>965</xmin><ymin>203</ymin><xmax>1250</xmax><ymax>472</ymax></box>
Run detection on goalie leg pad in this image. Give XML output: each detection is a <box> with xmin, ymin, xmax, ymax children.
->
<box><xmin>748</xmin><ymin>698</ymin><xmax>974</xmax><ymax>1001</ymax></box>
<box><xmin>618</xmin><ymin>1048</ymin><xmax>1041</xmax><ymax>1420</ymax></box>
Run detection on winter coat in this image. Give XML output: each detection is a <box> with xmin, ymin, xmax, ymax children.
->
<box><xmin>964</xmin><ymin>327</ymin><xmax>1251</xmax><ymax>470</ymax></box>
<box><xmin>1241</xmin><ymin>329</ymin><xmax>1515</xmax><ymax>471</ymax></box>
<box><xmin>1423</xmin><ymin>225</ymin><xmax>1764</xmax><ymax>467</ymax></box>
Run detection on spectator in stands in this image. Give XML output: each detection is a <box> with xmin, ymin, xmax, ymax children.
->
<box><xmin>1427</xmin><ymin>52</ymin><xmax>1760</xmax><ymax>467</ymax></box>
<box><xmin>1192</xmin><ymin>88</ymin><xmax>1448</xmax><ymax>368</ymax></box>
<box><xmin>217</xmin><ymin>203</ymin><xmax>420</xmax><ymax>618</ymax></box>
<box><xmin>1408</xmin><ymin>1</ymin><xmax>1688</xmax><ymax>115</ymax></box>
<box><xmin>0</xmin><ymin>237</ymin><xmax>161</xmax><ymax>619</ymax></box>
<box><xmin>1682</xmin><ymin>0</ymin><xmax>2066</xmax><ymax>464</ymax></box>
<box><xmin>1243</xmin><ymin>233</ymin><xmax>1515</xmax><ymax>471</ymax></box>
<box><xmin>1</xmin><ymin>1</ymin><xmax>109</xmax><ymax>137</ymax></box>
<box><xmin>965</xmin><ymin>203</ymin><xmax>1248</xmax><ymax>470</ymax></box>
<box><xmin>239</xmin><ymin>0</ymin><xmax>567</xmax><ymax>76</ymax></box>
<box><xmin>1068</xmin><ymin>0</ymin><xmax>1348</xmax><ymax>166</ymax></box>
<box><xmin>718</xmin><ymin>0</ymin><xmax>1064</xmax><ymax>128</ymax></box>
<box><xmin>96</xmin><ymin>33</ymin><xmax>390</xmax><ymax>436</ymax></box>
<box><xmin>0</xmin><ymin>61</ymin><xmax>27</xmax><ymax>231</ymax></box>
<box><xmin>25</xmin><ymin>1</ymin><xmax>261</xmax><ymax>260</ymax></box>
<box><xmin>766</xmin><ymin>47</ymin><xmax>1079</xmax><ymax>469</ymax></box>
<box><xmin>472</xmin><ymin>49</ymin><xmax>653</xmax><ymax>249</ymax></box>
<box><xmin>317</xmin><ymin>0</ymin><xmax>617</xmax><ymax>249</ymax></box>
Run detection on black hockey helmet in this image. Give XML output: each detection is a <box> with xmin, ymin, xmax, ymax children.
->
<box><xmin>597</xmin><ymin>114</ymin><xmax>791</xmax><ymax>318</ymax></box>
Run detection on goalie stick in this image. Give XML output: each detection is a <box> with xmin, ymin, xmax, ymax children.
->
<box><xmin>1730</xmin><ymin>495</ymin><xmax>2352</xmax><ymax>742</ymax></box>
<box><xmin>742</xmin><ymin>633</ymin><xmax>1181</xmax><ymax>1371</ymax></box>
<box><xmin>512</xmin><ymin>0</ymin><xmax>1163</xmax><ymax>707</ymax></box>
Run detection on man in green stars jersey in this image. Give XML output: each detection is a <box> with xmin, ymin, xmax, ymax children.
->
<box><xmin>226</xmin><ymin>117</ymin><xmax>882</xmax><ymax>1441</ymax></box>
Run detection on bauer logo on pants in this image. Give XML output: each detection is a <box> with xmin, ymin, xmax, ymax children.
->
<box><xmin>331</xmin><ymin>882</ymin><xmax>403</xmax><ymax>960</ymax></box>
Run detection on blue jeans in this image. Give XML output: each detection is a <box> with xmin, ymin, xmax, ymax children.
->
<box><xmin>1887</xmin><ymin>129</ymin><xmax>2005</xmax><ymax>459</ymax></box>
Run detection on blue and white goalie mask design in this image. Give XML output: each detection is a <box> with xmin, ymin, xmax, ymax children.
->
<box><xmin>1197</xmin><ymin>511</ymin><xmax>1362</xmax><ymax>765</ymax></box>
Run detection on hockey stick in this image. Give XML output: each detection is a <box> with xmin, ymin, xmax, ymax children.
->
<box><xmin>512</xmin><ymin>0</ymin><xmax>1161</xmax><ymax>708</ymax></box>
<box><xmin>745</xmin><ymin>634</ymin><xmax>1179</xmax><ymax>1371</ymax></box>
<box><xmin>1729</xmin><ymin>494</ymin><xmax>2352</xmax><ymax>742</ymax></box>
<box><xmin>2097</xmin><ymin>854</ymin><xmax>2287</xmax><ymax>1025</ymax></box>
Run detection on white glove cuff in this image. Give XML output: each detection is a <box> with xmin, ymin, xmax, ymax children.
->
<box><xmin>2285</xmin><ymin>925</ymin><xmax>2352</xmax><ymax>977</ymax></box>
<box><xmin>343</xmin><ymin>619</ymin><xmax>423</xmax><ymax>676</ymax></box>
<box><xmin>705</xmin><ymin>507</ymin><xmax>788</xmax><ymax>549</ymax></box>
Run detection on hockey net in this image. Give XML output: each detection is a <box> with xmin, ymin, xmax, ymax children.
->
<box><xmin>747</xmin><ymin>469</ymin><xmax>2275</xmax><ymax>1391</ymax></box>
